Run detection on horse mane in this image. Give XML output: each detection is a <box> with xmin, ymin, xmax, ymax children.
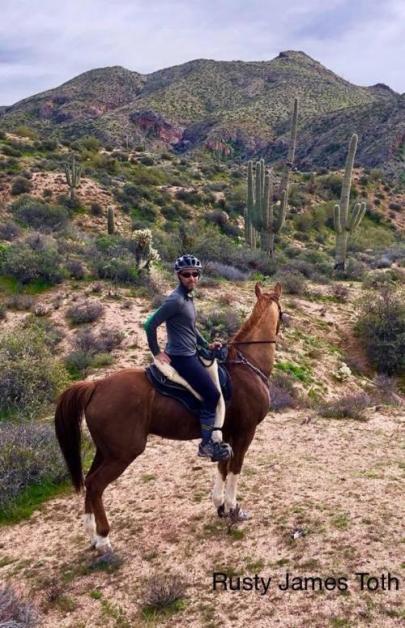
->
<box><xmin>227</xmin><ymin>291</ymin><xmax>279</xmax><ymax>360</ymax></box>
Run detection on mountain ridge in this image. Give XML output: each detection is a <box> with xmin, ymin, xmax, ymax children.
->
<box><xmin>1</xmin><ymin>51</ymin><xmax>404</xmax><ymax>176</ymax></box>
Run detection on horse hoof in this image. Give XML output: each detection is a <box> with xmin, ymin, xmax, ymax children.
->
<box><xmin>229</xmin><ymin>505</ymin><xmax>250</xmax><ymax>522</ymax></box>
<box><xmin>217</xmin><ymin>504</ymin><xmax>226</xmax><ymax>518</ymax></box>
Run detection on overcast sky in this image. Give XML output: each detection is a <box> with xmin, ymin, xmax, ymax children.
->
<box><xmin>1</xmin><ymin>0</ymin><xmax>404</xmax><ymax>105</ymax></box>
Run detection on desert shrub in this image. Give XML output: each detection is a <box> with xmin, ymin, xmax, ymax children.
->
<box><xmin>89</xmin><ymin>235</ymin><xmax>151</xmax><ymax>284</ymax></box>
<box><xmin>90</xmin><ymin>202</ymin><xmax>103</xmax><ymax>216</ymax></box>
<box><xmin>355</xmin><ymin>287</ymin><xmax>405</xmax><ymax>375</ymax></box>
<box><xmin>269</xmin><ymin>372</ymin><xmax>300</xmax><ymax>411</ymax></box>
<box><xmin>0</xmin><ymin>221</ymin><xmax>21</xmax><ymax>240</ymax></box>
<box><xmin>334</xmin><ymin>258</ymin><xmax>367</xmax><ymax>281</ymax></box>
<box><xmin>0</xmin><ymin>236</ymin><xmax>64</xmax><ymax>285</ymax></box>
<box><xmin>66</xmin><ymin>259</ymin><xmax>85</xmax><ymax>279</ymax></box>
<box><xmin>175</xmin><ymin>189</ymin><xmax>203</xmax><ymax>206</ymax></box>
<box><xmin>330</xmin><ymin>284</ymin><xmax>349</xmax><ymax>302</ymax></box>
<box><xmin>94</xmin><ymin>254</ymin><xmax>140</xmax><ymax>283</ymax></box>
<box><xmin>6</xmin><ymin>294</ymin><xmax>34</xmax><ymax>310</ymax></box>
<box><xmin>362</xmin><ymin>269</ymin><xmax>402</xmax><ymax>289</ymax></box>
<box><xmin>0</xmin><ymin>322</ymin><xmax>69</xmax><ymax>418</ymax></box>
<box><xmin>319</xmin><ymin>393</ymin><xmax>371</xmax><ymax>420</ymax></box>
<box><xmin>275</xmin><ymin>271</ymin><xmax>306</xmax><ymax>295</ymax></box>
<box><xmin>66</xmin><ymin>300</ymin><xmax>104</xmax><ymax>325</ymax></box>
<box><xmin>0</xmin><ymin>582</ymin><xmax>39</xmax><ymax>626</ymax></box>
<box><xmin>371</xmin><ymin>374</ymin><xmax>402</xmax><ymax>406</ymax></box>
<box><xmin>73</xmin><ymin>328</ymin><xmax>123</xmax><ymax>354</ymax></box>
<box><xmin>2</xmin><ymin>143</ymin><xmax>22</xmax><ymax>157</ymax></box>
<box><xmin>64</xmin><ymin>350</ymin><xmax>92</xmax><ymax>377</ymax></box>
<box><xmin>198</xmin><ymin>307</ymin><xmax>242</xmax><ymax>340</ymax></box>
<box><xmin>11</xmin><ymin>176</ymin><xmax>32</xmax><ymax>195</ymax></box>
<box><xmin>204</xmin><ymin>261</ymin><xmax>249</xmax><ymax>281</ymax></box>
<box><xmin>11</xmin><ymin>195</ymin><xmax>69</xmax><ymax>230</ymax></box>
<box><xmin>319</xmin><ymin>173</ymin><xmax>342</xmax><ymax>199</ymax></box>
<box><xmin>0</xmin><ymin>302</ymin><xmax>6</xmax><ymax>320</ymax></box>
<box><xmin>192</xmin><ymin>226</ymin><xmax>277</xmax><ymax>275</ymax></box>
<box><xmin>142</xmin><ymin>574</ymin><xmax>186</xmax><ymax>617</ymax></box>
<box><xmin>205</xmin><ymin>209</ymin><xmax>229</xmax><ymax>227</ymax></box>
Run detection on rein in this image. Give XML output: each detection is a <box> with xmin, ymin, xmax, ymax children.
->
<box><xmin>225</xmin><ymin>296</ymin><xmax>283</xmax><ymax>386</ymax></box>
<box><xmin>227</xmin><ymin>350</ymin><xmax>270</xmax><ymax>387</ymax></box>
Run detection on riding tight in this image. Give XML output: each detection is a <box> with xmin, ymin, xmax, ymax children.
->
<box><xmin>168</xmin><ymin>353</ymin><xmax>220</xmax><ymax>413</ymax></box>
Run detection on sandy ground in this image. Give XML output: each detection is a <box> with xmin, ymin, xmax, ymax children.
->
<box><xmin>0</xmin><ymin>406</ymin><xmax>404</xmax><ymax>627</ymax></box>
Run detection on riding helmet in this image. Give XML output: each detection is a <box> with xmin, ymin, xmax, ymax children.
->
<box><xmin>174</xmin><ymin>254</ymin><xmax>202</xmax><ymax>273</ymax></box>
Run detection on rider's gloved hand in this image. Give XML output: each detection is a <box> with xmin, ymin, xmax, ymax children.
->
<box><xmin>208</xmin><ymin>341</ymin><xmax>222</xmax><ymax>350</ymax></box>
<box><xmin>156</xmin><ymin>352</ymin><xmax>171</xmax><ymax>364</ymax></box>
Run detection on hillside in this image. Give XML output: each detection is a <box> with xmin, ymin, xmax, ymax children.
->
<box><xmin>0</xmin><ymin>110</ymin><xmax>404</xmax><ymax>628</ymax></box>
<box><xmin>1</xmin><ymin>51</ymin><xmax>404</xmax><ymax>176</ymax></box>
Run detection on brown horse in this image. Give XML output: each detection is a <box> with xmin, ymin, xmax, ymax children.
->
<box><xmin>55</xmin><ymin>282</ymin><xmax>282</xmax><ymax>553</ymax></box>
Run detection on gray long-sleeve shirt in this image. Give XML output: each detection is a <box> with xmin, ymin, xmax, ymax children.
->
<box><xmin>144</xmin><ymin>283</ymin><xmax>208</xmax><ymax>356</ymax></box>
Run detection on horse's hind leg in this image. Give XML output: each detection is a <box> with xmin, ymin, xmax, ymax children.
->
<box><xmin>83</xmin><ymin>448</ymin><xmax>103</xmax><ymax>548</ymax></box>
<box><xmin>85</xmin><ymin>457</ymin><xmax>133</xmax><ymax>553</ymax></box>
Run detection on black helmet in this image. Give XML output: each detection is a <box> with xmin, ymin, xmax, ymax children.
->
<box><xmin>174</xmin><ymin>254</ymin><xmax>202</xmax><ymax>273</ymax></box>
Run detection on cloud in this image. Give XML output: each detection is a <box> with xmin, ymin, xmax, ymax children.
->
<box><xmin>0</xmin><ymin>0</ymin><xmax>404</xmax><ymax>105</ymax></box>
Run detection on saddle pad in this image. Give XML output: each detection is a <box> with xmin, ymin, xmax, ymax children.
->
<box><xmin>145</xmin><ymin>363</ymin><xmax>232</xmax><ymax>417</ymax></box>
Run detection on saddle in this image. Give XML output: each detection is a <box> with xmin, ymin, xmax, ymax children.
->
<box><xmin>145</xmin><ymin>348</ymin><xmax>232</xmax><ymax>418</ymax></box>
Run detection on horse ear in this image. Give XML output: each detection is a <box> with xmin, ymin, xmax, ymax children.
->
<box><xmin>274</xmin><ymin>282</ymin><xmax>282</xmax><ymax>298</ymax></box>
<box><xmin>255</xmin><ymin>282</ymin><xmax>262</xmax><ymax>299</ymax></box>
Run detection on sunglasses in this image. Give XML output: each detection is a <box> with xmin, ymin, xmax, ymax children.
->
<box><xmin>180</xmin><ymin>271</ymin><xmax>200</xmax><ymax>278</ymax></box>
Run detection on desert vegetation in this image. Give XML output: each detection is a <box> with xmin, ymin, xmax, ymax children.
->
<box><xmin>0</xmin><ymin>105</ymin><xmax>403</xmax><ymax>626</ymax></box>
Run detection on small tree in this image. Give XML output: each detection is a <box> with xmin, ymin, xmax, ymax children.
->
<box><xmin>355</xmin><ymin>287</ymin><xmax>405</xmax><ymax>375</ymax></box>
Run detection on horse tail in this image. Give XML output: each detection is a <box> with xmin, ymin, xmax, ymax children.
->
<box><xmin>54</xmin><ymin>381</ymin><xmax>96</xmax><ymax>493</ymax></box>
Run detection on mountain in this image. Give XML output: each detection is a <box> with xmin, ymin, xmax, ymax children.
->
<box><xmin>1</xmin><ymin>51</ymin><xmax>404</xmax><ymax>175</ymax></box>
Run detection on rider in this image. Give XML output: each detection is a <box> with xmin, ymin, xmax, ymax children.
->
<box><xmin>144</xmin><ymin>254</ymin><xmax>232</xmax><ymax>462</ymax></box>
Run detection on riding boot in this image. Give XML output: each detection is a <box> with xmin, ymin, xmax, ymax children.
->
<box><xmin>199</xmin><ymin>408</ymin><xmax>216</xmax><ymax>445</ymax></box>
<box><xmin>198</xmin><ymin>408</ymin><xmax>232</xmax><ymax>462</ymax></box>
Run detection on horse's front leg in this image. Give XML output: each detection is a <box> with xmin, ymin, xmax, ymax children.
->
<box><xmin>222</xmin><ymin>430</ymin><xmax>256</xmax><ymax>520</ymax></box>
<box><xmin>212</xmin><ymin>460</ymin><xmax>229</xmax><ymax>516</ymax></box>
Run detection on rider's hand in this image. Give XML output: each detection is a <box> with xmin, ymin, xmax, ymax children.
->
<box><xmin>208</xmin><ymin>341</ymin><xmax>222</xmax><ymax>350</ymax></box>
<box><xmin>156</xmin><ymin>352</ymin><xmax>171</xmax><ymax>364</ymax></box>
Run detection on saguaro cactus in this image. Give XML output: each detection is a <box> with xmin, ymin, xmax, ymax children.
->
<box><xmin>245</xmin><ymin>98</ymin><xmax>299</xmax><ymax>258</ymax></box>
<box><xmin>63</xmin><ymin>154</ymin><xmax>81</xmax><ymax>202</ymax></box>
<box><xmin>107</xmin><ymin>206</ymin><xmax>115</xmax><ymax>234</ymax></box>
<box><xmin>333</xmin><ymin>134</ymin><xmax>367</xmax><ymax>270</ymax></box>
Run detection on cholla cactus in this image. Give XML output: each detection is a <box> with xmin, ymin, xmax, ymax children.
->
<box><xmin>334</xmin><ymin>134</ymin><xmax>367</xmax><ymax>270</ymax></box>
<box><xmin>63</xmin><ymin>154</ymin><xmax>81</xmax><ymax>202</ymax></box>
<box><xmin>131</xmin><ymin>229</ymin><xmax>160</xmax><ymax>270</ymax></box>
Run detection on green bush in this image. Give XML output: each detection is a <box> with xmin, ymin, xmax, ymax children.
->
<box><xmin>319</xmin><ymin>393</ymin><xmax>370</xmax><ymax>420</ymax></box>
<box><xmin>0</xmin><ymin>321</ymin><xmax>69</xmax><ymax>418</ymax></box>
<box><xmin>11</xmin><ymin>176</ymin><xmax>33</xmax><ymax>195</ymax></box>
<box><xmin>11</xmin><ymin>195</ymin><xmax>69</xmax><ymax>230</ymax></box>
<box><xmin>0</xmin><ymin>236</ymin><xmax>64</xmax><ymax>285</ymax></box>
<box><xmin>66</xmin><ymin>300</ymin><xmax>104</xmax><ymax>325</ymax></box>
<box><xmin>355</xmin><ymin>287</ymin><xmax>405</xmax><ymax>375</ymax></box>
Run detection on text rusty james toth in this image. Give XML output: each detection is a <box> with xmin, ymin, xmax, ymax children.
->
<box><xmin>212</xmin><ymin>572</ymin><xmax>400</xmax><ymax>595</ymax></box>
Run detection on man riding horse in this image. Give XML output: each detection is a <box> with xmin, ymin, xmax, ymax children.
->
<box><xmin>144</xmin><ymin>254</ymin><xmax>232</xmax><ymax>462</ymax></box>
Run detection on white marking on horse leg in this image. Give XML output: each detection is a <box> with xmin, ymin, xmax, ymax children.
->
<box><xmin>94</xmin><ymin>534</ymin><xmax>112</xmax><ymax>553</ymax></box>
<box><xmin>212</xmin><ymin>468</ymin><xmax>225</xmax><ymax>509</ymax></box>
<box><xmin>83</xmin><ymin>513</ymin><xmax>96</xmax><ymax>545</ymax></box>
<box><xmin>224</xmin><ymin>472</ymin><xmax>239</xmax><ymax>513</ymax></box>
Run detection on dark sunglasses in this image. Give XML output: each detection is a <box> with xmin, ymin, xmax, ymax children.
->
<box><xmin>180</xmin><ymin>271</ymin><xmax>200</xmax><ymax>278</ymax></box>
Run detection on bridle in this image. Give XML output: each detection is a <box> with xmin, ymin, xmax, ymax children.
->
<box><xmin>226</xmin><ymin>298</ymin><xmax>283</xmax><ymax>386</ymax></box>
